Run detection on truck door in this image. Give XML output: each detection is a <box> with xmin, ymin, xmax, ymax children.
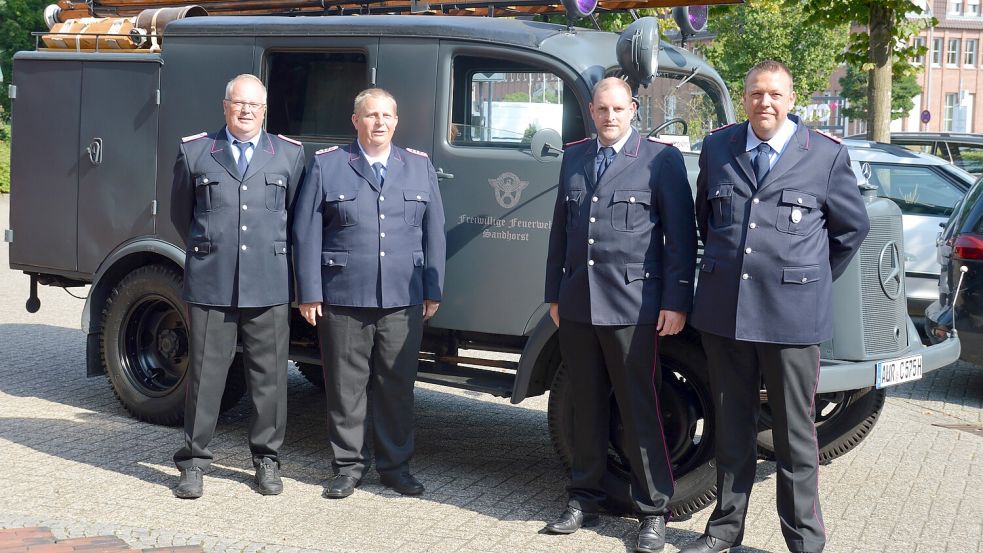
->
<box><xmin>8</xmin><ymin>58</ymin><xmax>82</xmax><ymax>272</ymax></box>
<box><xmin>77</xmin><ymin>60</ymin><xmax>161</xmax><ymax>274</ymax></box>
<box><xmin>429</xmin><ymin>44</ymin><xmax>589</xmax><ymax>336</ymax></box>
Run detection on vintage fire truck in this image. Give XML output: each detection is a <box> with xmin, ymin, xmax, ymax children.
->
<box><xmin>4</xmin><ymin>0</ymin><xmax>961</xmax><ymax>517</ymax></box>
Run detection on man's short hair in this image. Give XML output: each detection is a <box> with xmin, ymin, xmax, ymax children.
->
<box><xmin>224</xmin><ymin>74</ymin><xmax>266</xmax><ymax>102</ymax></box>
<box><xmin>354</xmin><ymin>87</ymin><xmax>398</xmax><ymax>115</ymax></box>
<box><xmin>744</xmin><ymin>60</ymin><xmax>794</xmax><ymax>89</ymax></box>
<box><xmin>591</xmin><ymin>77</ymin><xmax>635</xmax><ymax>104</ymax></box>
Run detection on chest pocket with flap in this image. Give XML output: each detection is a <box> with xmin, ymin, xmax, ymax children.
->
<box><xmin>194</xmin><ymin>173</ymin><xmax>224</xmax><ymax>212</ymax></box>
<box><xmin>324</xmin><ymin>188</ymin><xmax>359</xmax><ymax>227</ymax></box>
<box><xmin>707</xmin><ymin>184</ymin><xmax>733</xmax><ymax>227</ymax></box>
<box><xmin>612</xmin><ymin>189</ymin><xmax>653</xmax><ymax>232</ymax></box>
<box><xmin>265</xmin><ymin>173</ymin><xmax>287</xmax><ymax>212</ymax></box>
<box><xmin>776</xmin><ymin>189</ymin><xmax>819</xmax><ymax>235</ymax></box>
<box><xmin>404</xmin><ymin>189</ymin><xmax>430</xmax><ymax>226</ymax></box>
<box><xmin>564</xmin><ymin>189</ymin><xmax>585</xmax><ymax>230</ymax></box>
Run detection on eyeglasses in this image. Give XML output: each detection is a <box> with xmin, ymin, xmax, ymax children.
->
<box><xmin>225</xmin><ymin>99</ymin><xmax>266</xmax><ymax>111</ymax></box>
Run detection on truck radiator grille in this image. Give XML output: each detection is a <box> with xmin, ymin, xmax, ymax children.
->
<box><xmin>860</xmin><ymin>215</ymin><xmax>909</xmax><ymax>355</ymax></box>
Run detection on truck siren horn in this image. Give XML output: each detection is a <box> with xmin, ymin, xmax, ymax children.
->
<box><xmin>560</xmin><ymin>0</ymin><xmax>599</xmax><ymax>18</ymax></box>
<box><xmin>673</xmin><ymin>5</ymin><xmax>709</xmax><ymax>37</ymax></box>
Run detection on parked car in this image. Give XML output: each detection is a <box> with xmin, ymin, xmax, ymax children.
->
<box><xmin>925</xmin><ymin>177</ymin><xmax>983</xmax><ymax>365</ymax></box>
<box><xmin>848</xmin><ymin>132</ymin><xmax>983</xmax><ymax>177</ymax></box>
<box><xmin>843</xmin><ymin>139</ymin><xmax>974</xmax><ymax>318</ymax></box>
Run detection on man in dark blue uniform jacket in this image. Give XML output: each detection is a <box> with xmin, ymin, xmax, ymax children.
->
<box><xmin>543</xmin><ymin>77</ymin><xmax>697</xmax><ymax>553</ymax></box>
<box><xmin>292</xmin><ymin>88</ymin><xmax>445</xmax><ymax>499</ymax></box>
<box><xmin>679</xmin><ymin>61</ymin><xmax>869</xmax><ymax>553</ymax></box>
<box><xmin>170</xmin><ymin>74</ymin><xmax>306</xmax><ymax>499</ymax></box>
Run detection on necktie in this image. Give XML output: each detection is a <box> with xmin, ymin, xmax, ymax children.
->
<box><xmin>234</xmin><ymin>140</ymin><xmax>251</xmax><ymax>177</ymax></box>
<box><xmin>594</xmin><ymin>146</ymin><xmax>615</xmax><ymax>182</ymax></box>
<box><xmin>753</xmin><ymin>142</ymin><xmax>771</xmax><ymax>186</ymax></box>
<box><xmin>372</xmin><ymin>162</ymin><xmax>386</xmax><ymax>187</ymax></box>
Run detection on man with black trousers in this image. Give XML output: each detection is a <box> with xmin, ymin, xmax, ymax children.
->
<box><xmin>292</xmin><ymin>88</ymin><xmax>445</xmax><ymax>499</ymax></box>
<box><xmin>171</xmin><ymin>73</ymin><xmax>306</xmax><ymax>499</ymax></box>
<box><xmin>543</xmin><ymin>77</ymin><xmax>697</xmax><ymax>553</ymax></box>
<box><xmin>679</xmin><ymin>60</ymin><xmax>869</xmax><ymax>553</ymax></box>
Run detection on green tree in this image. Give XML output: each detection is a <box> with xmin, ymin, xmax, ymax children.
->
<box><xmin>838</xmin><ymin>64</ymin><xmax>920</xmax><ymax>121</ymax></box>
<box><xmin>700</xmin><ymin>0</ymin><xmax>848</xmax><ymax>117</ymax></box>
<box><xmin>0</xmin><ymin>0</ymin><xmax>47</xmax><ymax>121</ymax></box>
<box><xmin>798</xmin><ymin>0</ymin><xmax>933</xmax><ymax>142</ymax></box>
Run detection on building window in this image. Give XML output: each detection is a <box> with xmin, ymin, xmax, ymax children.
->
<box><xmin>945</xmin><ymin>93</ymin><xmax>959</xmax><ymax>131</ymax></box>
<box><xmin>933</xmin><ymin>38</ymin><xmax>943</xmax><ymax>65</ymax></box>
<box><xmin>970</xmin><ymin>0</ymin><xmax>980</xmax><ymax>15</ymax></box>
<box><xmin>948</xmin><ymin>38</ymin><xmax>962</xmax><ymax>65</ymax></box>
<box><xmin>914</xmin><ymin>37</ymin><xmax>926</xmax><ymax>65</ymax></box>
<box><xmin>966</xmin><ymin>39</ymin><xmax>978</xmax><ymax>65</ymax></box>
<box><xmin>949</xmin><ymin>0</ymin><xmax>963</xmax><ymax>15</ymax></box>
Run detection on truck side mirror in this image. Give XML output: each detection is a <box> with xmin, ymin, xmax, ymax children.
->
<box><xmin>530</xmin><ymin>128</ymin><xmax>563</xmax><ymax>162</ymax></box>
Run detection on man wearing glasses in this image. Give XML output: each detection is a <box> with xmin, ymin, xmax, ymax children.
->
<box><xmin>170</xmin><ymin>73</ymin><xmax>306</xmax><ymax>499</ymax></box>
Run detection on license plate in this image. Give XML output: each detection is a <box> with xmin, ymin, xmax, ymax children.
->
<box><xmin>875</xmin><ymin>354</ymin><xmax>923</xmax><ymax>389</ymax></box>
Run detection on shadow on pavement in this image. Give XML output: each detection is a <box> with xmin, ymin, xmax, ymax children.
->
<box><xmin>0</xmin><ymin>322</ymin><xmax>783</xmax><ymax>552</ymax></box>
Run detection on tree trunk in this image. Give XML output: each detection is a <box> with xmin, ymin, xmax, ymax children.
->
<box><xmin>867</xmin><ymin>2</ymin><xmax>893</xmax><ymax>142</ymax></box>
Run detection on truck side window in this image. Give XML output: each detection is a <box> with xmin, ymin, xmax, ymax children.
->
<box><xmin>265</xmin><ymin>51</ymin><xmax>369</xmax><ymax>142</ymax></box>
<box><xmin>450</xmin><ymin>56</ymin><xmax>586</xmax><ymax>147</ymax></box>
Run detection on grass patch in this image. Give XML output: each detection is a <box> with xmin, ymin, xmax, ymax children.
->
<box><xmin>0</xmin><ymin>123</ymin><xmax>9</xmax><ymax>194</ymax></box>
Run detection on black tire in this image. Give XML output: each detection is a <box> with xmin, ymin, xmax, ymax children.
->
<box><xmin>547</xmin><ymin>334</ymin><xmax>717</xmax><ymax>519</ymax></box>
<box><xmin>100</xmin><ymin>265</ymin><xmax>246</xmax><ymax>426</ymax></box>
<box><xmin>756</xmin><ymin>386</ymin><xmax>886</xmax><ymax>464</ymax></box>
<box><xmin>297</xmin><ymin>362</ymin><xmax>325</xmax><ymax>389</ymax></box>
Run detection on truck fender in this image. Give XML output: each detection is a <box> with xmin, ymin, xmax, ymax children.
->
<box><xmin>512</xmin><ymin>309</ymin><xmax>559</xmax><ymax>404</ymax></box>
<box><xmin>82</xmin><ymin>238</ymin><xmax>186</xmax><ymax>376</ymax></box>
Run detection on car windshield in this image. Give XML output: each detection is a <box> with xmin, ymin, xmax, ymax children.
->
<box><xmin>865</xmin><ymin>163</ymin><xmax>968</xmax><ymax>217</ymax></box>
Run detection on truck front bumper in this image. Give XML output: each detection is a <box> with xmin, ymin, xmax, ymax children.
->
<box><xmin>816</xmin><ymin>319</ymin><xmax>961</xmax><ymax>394</ymax></box>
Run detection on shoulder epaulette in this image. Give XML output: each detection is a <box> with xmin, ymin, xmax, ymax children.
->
<box><xmin>708</xmin><ymin>123</ymin><xmax>735</xmax><ymax>134</ymax></box>
<box><xmin>277</xmin><ymin>134</ymin><xmax>302</xmax><ymax>147</ymax></box>
<box><xmin>182</xmin><ymin>132</ymin><xmax>207</xmax><ymax>143</ymax></box>
<box><xmin>814</xmin><ymin>129</ymin><xmax>842</xmax><ymax>144</ymax></box>
<box><xmin>315</xmin><ymin>146</ymin><xmax>340</xmax><ymax>155</ymax></box>
<box><xmin>406</xmin><ymin>147</ymin><xmax>429</xmax><ymax>157</ymax></box>
<box><xmin>565</xmin><ymin>137</ymin><xmax>591</xmax><ymax>147</ymax></box>
<box><xmin>647</xmin><ymin>136</ymin><xmax>672</xmax><ymax>145</ymax></box>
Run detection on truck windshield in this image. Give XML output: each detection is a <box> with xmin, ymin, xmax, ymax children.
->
<box><xmin>627</xmin><ymin>69</ymin><xmax>731</xmax><ymax>151</ymax></box>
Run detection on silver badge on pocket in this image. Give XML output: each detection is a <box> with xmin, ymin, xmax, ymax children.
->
<box><xmin>791</xmin><ymin>208</ymin><xmax>803</xmax><ymax>224</ymax></box>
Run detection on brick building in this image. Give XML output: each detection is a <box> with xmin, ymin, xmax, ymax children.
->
<box><xmin>806</xmin><ymin>0</ymin><xmax>983</xmax><ymax>136</ymax></box>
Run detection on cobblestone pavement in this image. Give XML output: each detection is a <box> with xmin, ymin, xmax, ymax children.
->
<box><xmin>1</xmin><ymin>194</ymin><xmax>981</xmax><ymax>553</ymax></box>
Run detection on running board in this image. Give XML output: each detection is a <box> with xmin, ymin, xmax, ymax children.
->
<box><xmin>416</xmin><ymin>360</ymin><xmax>515</xmax><ymax>397</ymax></box>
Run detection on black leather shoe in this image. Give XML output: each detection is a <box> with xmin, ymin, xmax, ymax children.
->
<box><xmin>255</xmin><ymin>458</ymin><xmax>283</xmax><ymax>495</ymax></box>
<box><xmin>324</xmin><ymin>474</ymin><xmax>360</xmax><ymax>499</ymax></box>
<box><xmin>635</xmin><ymin>515</ymin><xmax>665</xmax><ymax>553</ymax></box>
<box><xmin>174</xmin><ymin>467</ymin><xmax>203</xmax><ymax>499</ymax></box>
<box><xmin>542</xmin><ymin>506</ymin><xmax>599</xmax><ymax>535</ymax></box>
<box><xmin>380</xmin><ymin>472</ymin><xmax>425</xmax><ymax>496</ymax></box>
<box><xmin>678</xmin><ymin>534</ymin><xmax>735</xmax><ymax>553</ymax></box>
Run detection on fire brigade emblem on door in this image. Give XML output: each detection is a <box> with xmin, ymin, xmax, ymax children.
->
<box><xmin>488</xmin><ymin>172</ymin><xmax>529</xmax><ymax>208</ymax></box>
